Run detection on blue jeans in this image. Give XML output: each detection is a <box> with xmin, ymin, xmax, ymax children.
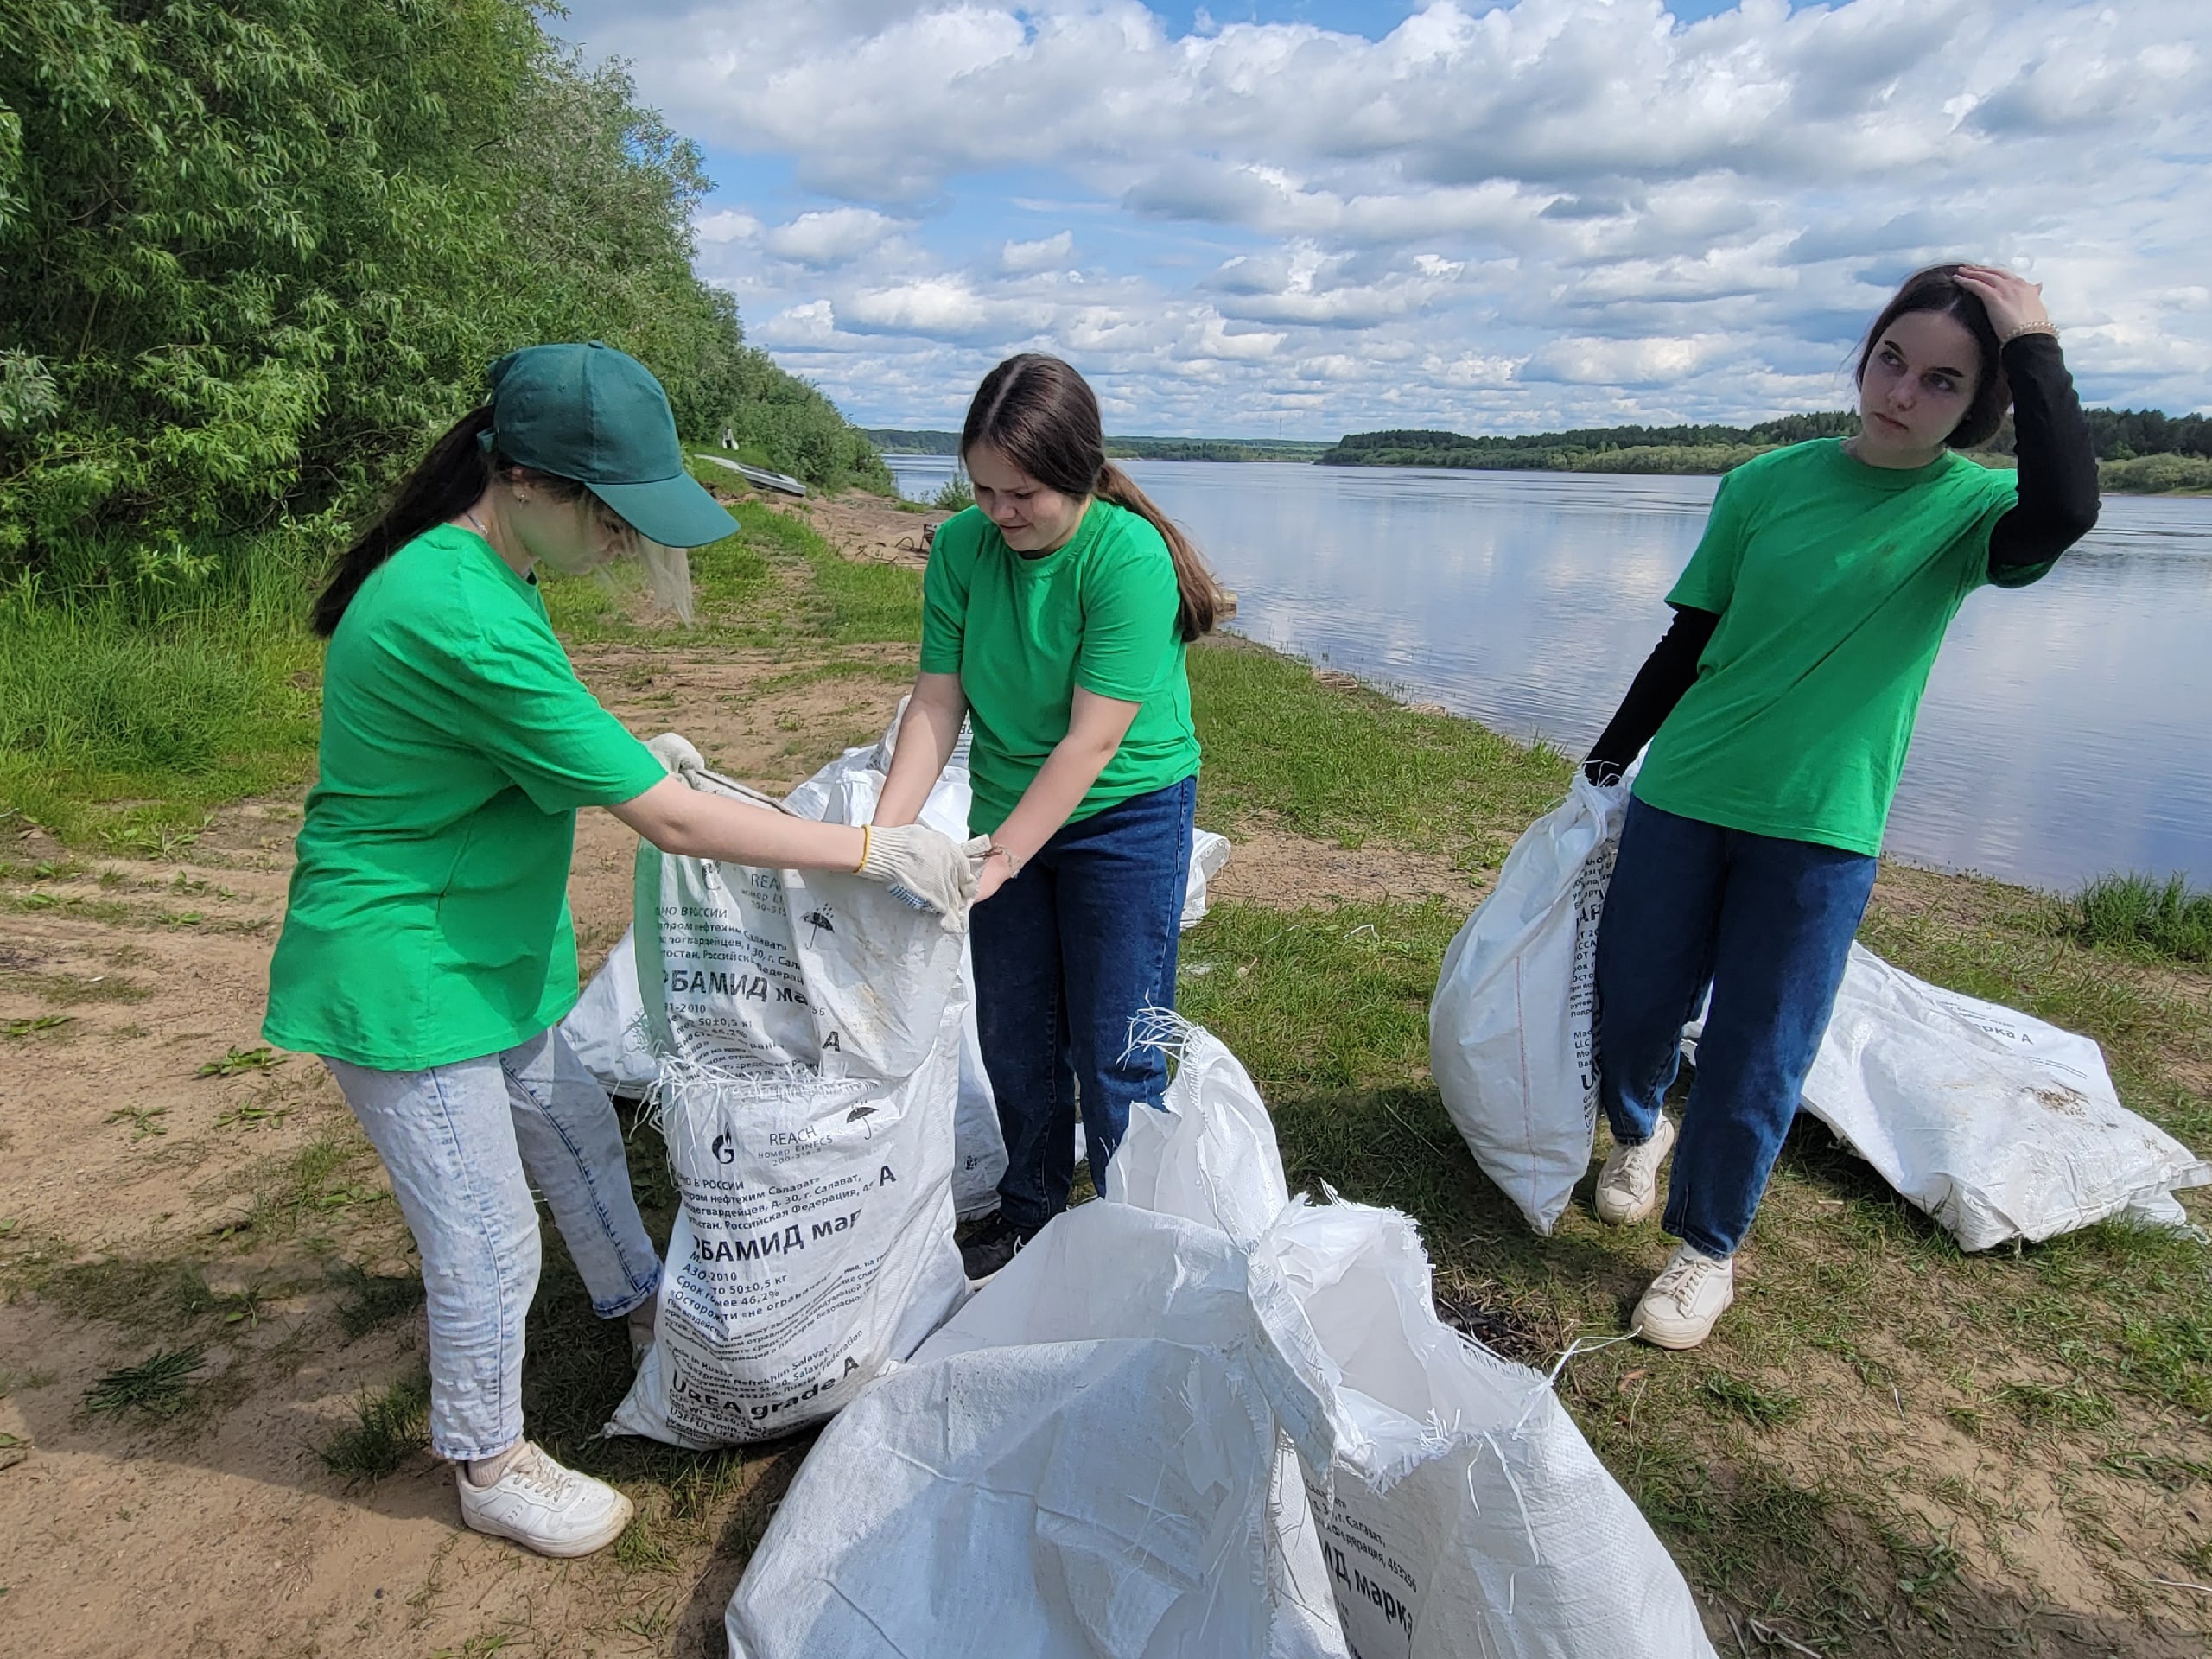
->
<box><xmin>1594</xmin><ymin>797</ymin><xmax>1877</xmax><ymax>1259</ymax></box>
<box><xmin>972</xmin><ymin>775</ymin><xmax>1196</xmax><ymax>1230</ymax></box>
<box><xmin>324</xmin><ymin>1027</ymin><xmax>662</xmax><ymax>1460</ymax></box>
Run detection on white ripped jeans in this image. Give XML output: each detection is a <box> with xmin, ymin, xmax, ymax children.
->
<box><xmin>324</xmin><ymin>1027</ymin><xmax>661</xmax><ymax>1461</ymax></box>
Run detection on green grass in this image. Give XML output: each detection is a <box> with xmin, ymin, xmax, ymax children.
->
<box><xmin>1186</xmin><ymin>639</ymin><xmax>1568</xmax><ymax>874</ymax></box>
<box><xmin>0</xmin><ymin>531</ymin><xmax>323</xmax><ymax>848</ymax></box>
<box><xmin>320</xmin><ymin>1369</ymin><xmax>432</xmax><ymax>1483</ymax></box>
<box><xmin>2075</xmin><ymin>872</ymin><xmax>2212</xmax><ymax>963</ymax></box>
<box><xmin>82</xmin><ymin>1345</ymin><xmax>207</xmax><ymax>1420</ymax></box>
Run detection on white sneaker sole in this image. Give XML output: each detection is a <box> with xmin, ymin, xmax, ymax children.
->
<box><xmin>1632</xmin><ymin>1287</ymin><xmax>1733</xmax><ymax>1351</ymax></box>
<box><xmin>464</xmin><ymin>1489</ymin><xmax>635</xmax><ymax>1559</ymax></box>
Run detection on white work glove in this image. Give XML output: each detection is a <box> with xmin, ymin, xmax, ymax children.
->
<box><xmin>963</xmin><ymin>835</ymin><xmax>994</xmax><ymax>880</ymax></box>
<box><xmin>645</xmin><ymin>731</ymin><xmax>706</xmax><ymax>779</ymax></box>
<box><xmin>857</xmin><ymin>824</ymin><xmax>976</xmax><ymax>932</ymax></box>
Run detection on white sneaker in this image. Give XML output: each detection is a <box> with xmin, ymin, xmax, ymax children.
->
<box><xmin>457</xmin><ymin>1441</ymin><xmax>634</xmax><ymax>1558</ymax></box>
<box><xmin>1632</xmin><ymin>1245</ymin><xmax>1736</xmax><ymax>1351</ymax></box>
<box><xmin>1593</xmin><ymin>1114</ymin><xmax>1676</xmax><ymax>1226</ymax></box>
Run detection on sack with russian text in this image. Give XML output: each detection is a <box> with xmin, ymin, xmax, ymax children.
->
<box><xmin>1428</xmin><ymin>772</ymin><xmax>1632</xmax><ymax>1234</ymax></box>
<box><xmin>606</xmin><ymin>766</ymin><xmax>969</xmax><ymax>1448</ymax></box>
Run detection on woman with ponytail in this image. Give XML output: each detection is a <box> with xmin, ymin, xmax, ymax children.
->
<box><xmin>875</xmin><ymin>353</ymin><xmax>1226</xmax><ymax>1280</ymax></box>
<box><xmin>264</xmin><ymin>343</ymin><xmax>971</xmax><ymax>1557</ymax></box>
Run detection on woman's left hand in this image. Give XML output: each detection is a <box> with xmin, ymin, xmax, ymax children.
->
<box><xmin>1955</xmin><ymin>264</ymin><xmax>2050</xmax><ymax>341</ymax></box>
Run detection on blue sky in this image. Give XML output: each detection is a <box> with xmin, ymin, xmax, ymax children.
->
<box><xmin>554</xmin><ymin>1</ymin><xmax>2212</xmax><ymax>436</ymax></box>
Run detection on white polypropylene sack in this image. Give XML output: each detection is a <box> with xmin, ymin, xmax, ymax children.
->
<box><xmin>1428</xmin><ymin>773</ymin><xmax>1633</xmax><ymax>1234</ymax></box>
<box><xmin>558</xmin><ymin>928</ymin><xmax>655</xmax><ymax>1096</ymax></box>
<box><xmin>1185</xmin><ymin>827</ymin><xmax>1233</xmax><ymax>931</ymax></box>
<box><xmin>785</xmin><ymin>736</ymin><xmax>1009</xmax><ymax>1217</ymax></box>
<box><xmin>1264</xmin><ymin>1200</ymin><xmax>1717</xmax><ymax>1659</ymax></box>
<box><xmin>724</xmin><ymin>1202</ymin><xmax>1341</xmax><ymax>1659</ymax></box>
<box><xmin>606</xmin><ymin>769</ymin><xmax>969</xmax><ymax>1447</ymax></box>
<box><xmin>1109</xmin><ymin>1021</ymin><xmax>1716</xmax><ymax>1659</ymax></box>
<box><xmin>1688</xmin><ymin>943</ymin><xmax>2211</xmax><ymax>1251</ymax></box>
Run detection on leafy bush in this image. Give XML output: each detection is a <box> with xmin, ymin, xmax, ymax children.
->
<box><xmin>0</xmin><ymin>0</ymin><xmax>885</xmax><ymax>600</ymax></box>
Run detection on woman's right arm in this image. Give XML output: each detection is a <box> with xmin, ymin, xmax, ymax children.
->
<box><xmin>873</xmin><ymin>671</ymin><xmax>968</xmax><ymax>828</ymax></box>
<box><xmin>610</xmin><ymin>778</ymin><xmax>866</xmax><ymax>868</ymax></box>
<box><xmin>1582</xmin><ymin>605</ymin><xmax>1719</xmax><ymax>784</ymax></box>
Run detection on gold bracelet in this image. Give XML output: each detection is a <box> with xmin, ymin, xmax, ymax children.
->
<box><xmin>855</xmin><ymin>823</ymin><xmax>871</xmax><ymax>874</ymax></box>
<box><xmin>2000</xmin><ymin>321</ymin><xmax>2059</xmax><ymax>345</ymax></box>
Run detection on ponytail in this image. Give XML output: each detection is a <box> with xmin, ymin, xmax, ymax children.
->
<box><xmin>1095</xmin><ymin>461</ymin><xmax>1223</xmax><ymax>642</ymax></box>
<box><xmin>311</xmin><ymin>405</ymin><xmax>496</xmax><ymax>637</ymax></box>
<box><xmin>963</xmin><ymin>353</ymin><xmax>1224</xmax><ymax>644</ymax></box>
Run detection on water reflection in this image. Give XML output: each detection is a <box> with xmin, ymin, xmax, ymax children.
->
<box><xmin>884</xmin><ymin>454</ymin><xmax>2210</xmax><ymax>892</ymax></box>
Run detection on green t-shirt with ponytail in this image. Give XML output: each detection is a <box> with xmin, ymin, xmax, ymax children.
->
<box><xmin>920</xmin><ymin>499</ymin><xmax>1200</xmax><ymax>835</ymax></box>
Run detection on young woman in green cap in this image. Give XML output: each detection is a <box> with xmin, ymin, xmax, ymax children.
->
<box><xmin>264</xmin><ymin>342</ymin><xmax>971</xmax><ymax>1557</ymax></box>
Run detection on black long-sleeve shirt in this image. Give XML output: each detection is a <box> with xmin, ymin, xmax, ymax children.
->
<box><xmin>1583</xmin><ymin>334</ymin><xmax>2098</xmax><ymax>783</ymax></box>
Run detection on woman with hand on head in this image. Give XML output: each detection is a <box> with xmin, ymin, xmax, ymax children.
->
<box><xmin>874</xmin><ymin>353</ymin><xmax>1227</xmax><ymax>1281</ymax></box>
<box><xmin>1579</xmin><ymin>265</ymin><xmax>2099</xmax><ymax>1350</ymax></box>
<box><xmin>263</xmin><ymin>342</ymin><xmax>970</xmax><ymax>1557</ymax></box>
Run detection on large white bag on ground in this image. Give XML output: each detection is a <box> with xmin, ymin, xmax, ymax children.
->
<box><xmin>784</xmin><ymin>734</ymin><xmax>1009</xmax><ymax>1217</ymax></box>
<box><xmin>1263</xmin><ymin>1199</ymin><xmax>1718</xmax><ymax>1659</ymax></box>
<box><xmin>1428</xmin><ymin>773</ymin><xmax>1632</xmax><ymax>1235</ymax></box>
<box><xmin>724</xmin><ymin>1201</ymin><xmax>1342</xmax><ymax>1659</ymax></box>
<box><xmin>1688</xmin><ymin>942</ymin><xmax>2211</xmax><ymax>1251</ymax></box>
<box><xmin>557</xmin><ymin>927</ymin><xmax>655</xmax><ymax>1096</ymax></box>
<box><xmin>1107</xmin><ymin>1019</ymin><xmax>1716</xmax><ymax>1659</ymax></box>
<box><xmin>607</xmin><ymin>768</ymin><xmax>968</xmax><ymax>1447</ymax></box>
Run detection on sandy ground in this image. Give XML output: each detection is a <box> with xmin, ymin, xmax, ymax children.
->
<box><xmin>0</xmin><ymin>514</ymin><xmax>1433</xmax><ymax>1656</ymax></box>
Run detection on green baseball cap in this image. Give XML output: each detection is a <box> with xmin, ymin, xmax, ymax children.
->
<box><xmin>484</xmin><ymin>341</ymin><xmax>737</xmax><ymax>548</ymax></box>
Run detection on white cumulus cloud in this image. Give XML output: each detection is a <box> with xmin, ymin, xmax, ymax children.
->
<box><xmin>560</xmin><ymin>0</ymin><xmax>2212</xmax><ymax>431</ymax></box>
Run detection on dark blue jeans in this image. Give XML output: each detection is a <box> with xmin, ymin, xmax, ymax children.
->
<box><xmin>971</xmin><ymin>775</ymin><xmax>1196</xmax><ymax>1230</ymax></box>
<box><xmin>1594</xmin><ymin>797</ymin><xmax>1877</xmax><ymax>1258</ymax></box>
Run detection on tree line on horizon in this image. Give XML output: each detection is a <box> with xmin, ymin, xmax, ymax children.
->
<box><xmin>0</xmin><ymin>0</ymin><xmax>884</xmax><ymax>606</ymax></box>
<box><xmin>1319</xmin><ymin>406</ymin><xmax>2212</xmax><ymax>473</ymax></box>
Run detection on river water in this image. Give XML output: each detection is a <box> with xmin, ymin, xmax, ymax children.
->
<box><xmin>886</xmin><ymin>454</ymin><xmax>2212</xmax><ymax>893</ymax></box>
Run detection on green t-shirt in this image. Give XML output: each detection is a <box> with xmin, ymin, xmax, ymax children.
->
<box><xmin>1634</xmin><ymin>440</ymin><xmax>2040</xmax><ymax>855</ymax></box>
<box><xmin>264</xmin><ymin>525</ymin><xmax>666</xmax><ymax>1070</ymax></box>
<box><xmin>919</xmin><ymin>499</ymin><xmax>1200</xmax><ymax>835</ymax></box>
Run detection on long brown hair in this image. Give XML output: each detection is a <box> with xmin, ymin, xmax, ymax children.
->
<box><xmin>1855</xmin><ymin>264</ymin><xmax>2012</xmax><ymax>449</ymax></box>
<box><xmin>961</xmin><ymin>353</ymin><xmax>1224</xmax><ymax>642</ymax></box>
<box><xmin>311</xmin><ymin>405</ymin><xmax>599</xmax><ymax>636</ymax></box>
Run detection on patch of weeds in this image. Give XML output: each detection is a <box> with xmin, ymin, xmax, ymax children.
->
<box><xmin>1993</xmin><ymin>1379</ymin><xmax>2119</xmax><ymax>1433</ymax></box>
<box><xmin>0</xmin><ymin>1366</ymin><xmax>58</xmax><ymax>1395</ymax></box>
<box><xmin>332</xmin><ymin>1262</ymin><xmax>425</xmax><ymax>1338</ymax></box>
<box><xmin>0</xmin><ymin>969</ymin><xmax>149</xmax><ymax>1006</ymax></box>
<box><xmin>3</xmin><ymin>1014</ymin><xmax>73</xmax><ymax>1038</ymax></box>
<box><xmin>105</xmin><ymin>1103</ymin><xmax>168</xmax><ymax>1141</ymax></box>
<box><xmin>430</xmin><ymin>1635</ymin><xmax>515</xmax><ymax>1659</ymax></box>
<box><xmin>614</xmin><ymin>1505</ymin><xmax>684</xmax><ymax>1574</ymax></box>
<box><xmin>1701</xmin><ymin>1372</ymin><xmax>1804</xmax><ymax>1428</ymax></box>
<box><xmin>215</xmin><ymin>1099</ymin><xmax>290</xmax><ymax>1130</ymax></box>
<box><xmin>83</xmin><ymin>1345</ymin><xmax>207</xmax><ymax>1420</ymax></box>
<box><xmin>320</xmin><ymin>1369</ymin><xmax>432</xmax><ymax>1484</ymax></box>
<box><xmin>39</xmin><ymin>1256</ymin><xmax>220</xmax><ymax>1332</ymax></box>
<box><xmin>2075</xmin><ymin>872</ymin><xmax>2212</xmax><ymax>963</ymax></box>
<box><xmin>196</xmin><ymin>1044</ymin><xmax>284</xmax><ymax>1078</ymax></box>
<box><xmin>2113</xmin><ymin>1310</ymin><xmax>2212</xmax><ymax>1416</ymax></box>
<box><xmin>2095</xmin><ymin>1450</ymin><xmax>2210</xmax><ymax>1491</ymax></box>
<box><xmin>213</xmin><ymin>1285</ymin><xmax>270</xmax><ymax>1331</ymax></box>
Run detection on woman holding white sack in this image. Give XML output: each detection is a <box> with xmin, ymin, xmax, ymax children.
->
<box><xmin>264</xmin><ymin>342</ymin><xmax>972</xmax><ymax>1557</ymax></box>
<box><xmin>874</xmin><ymin>353</ymin><xmax>1228</xmax><ymax>1281</ymax></box>
<box><xmin>1579</xmin><ymin>266</ymin><xmax>2099</xmax><ymax>1350</ymax></box>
